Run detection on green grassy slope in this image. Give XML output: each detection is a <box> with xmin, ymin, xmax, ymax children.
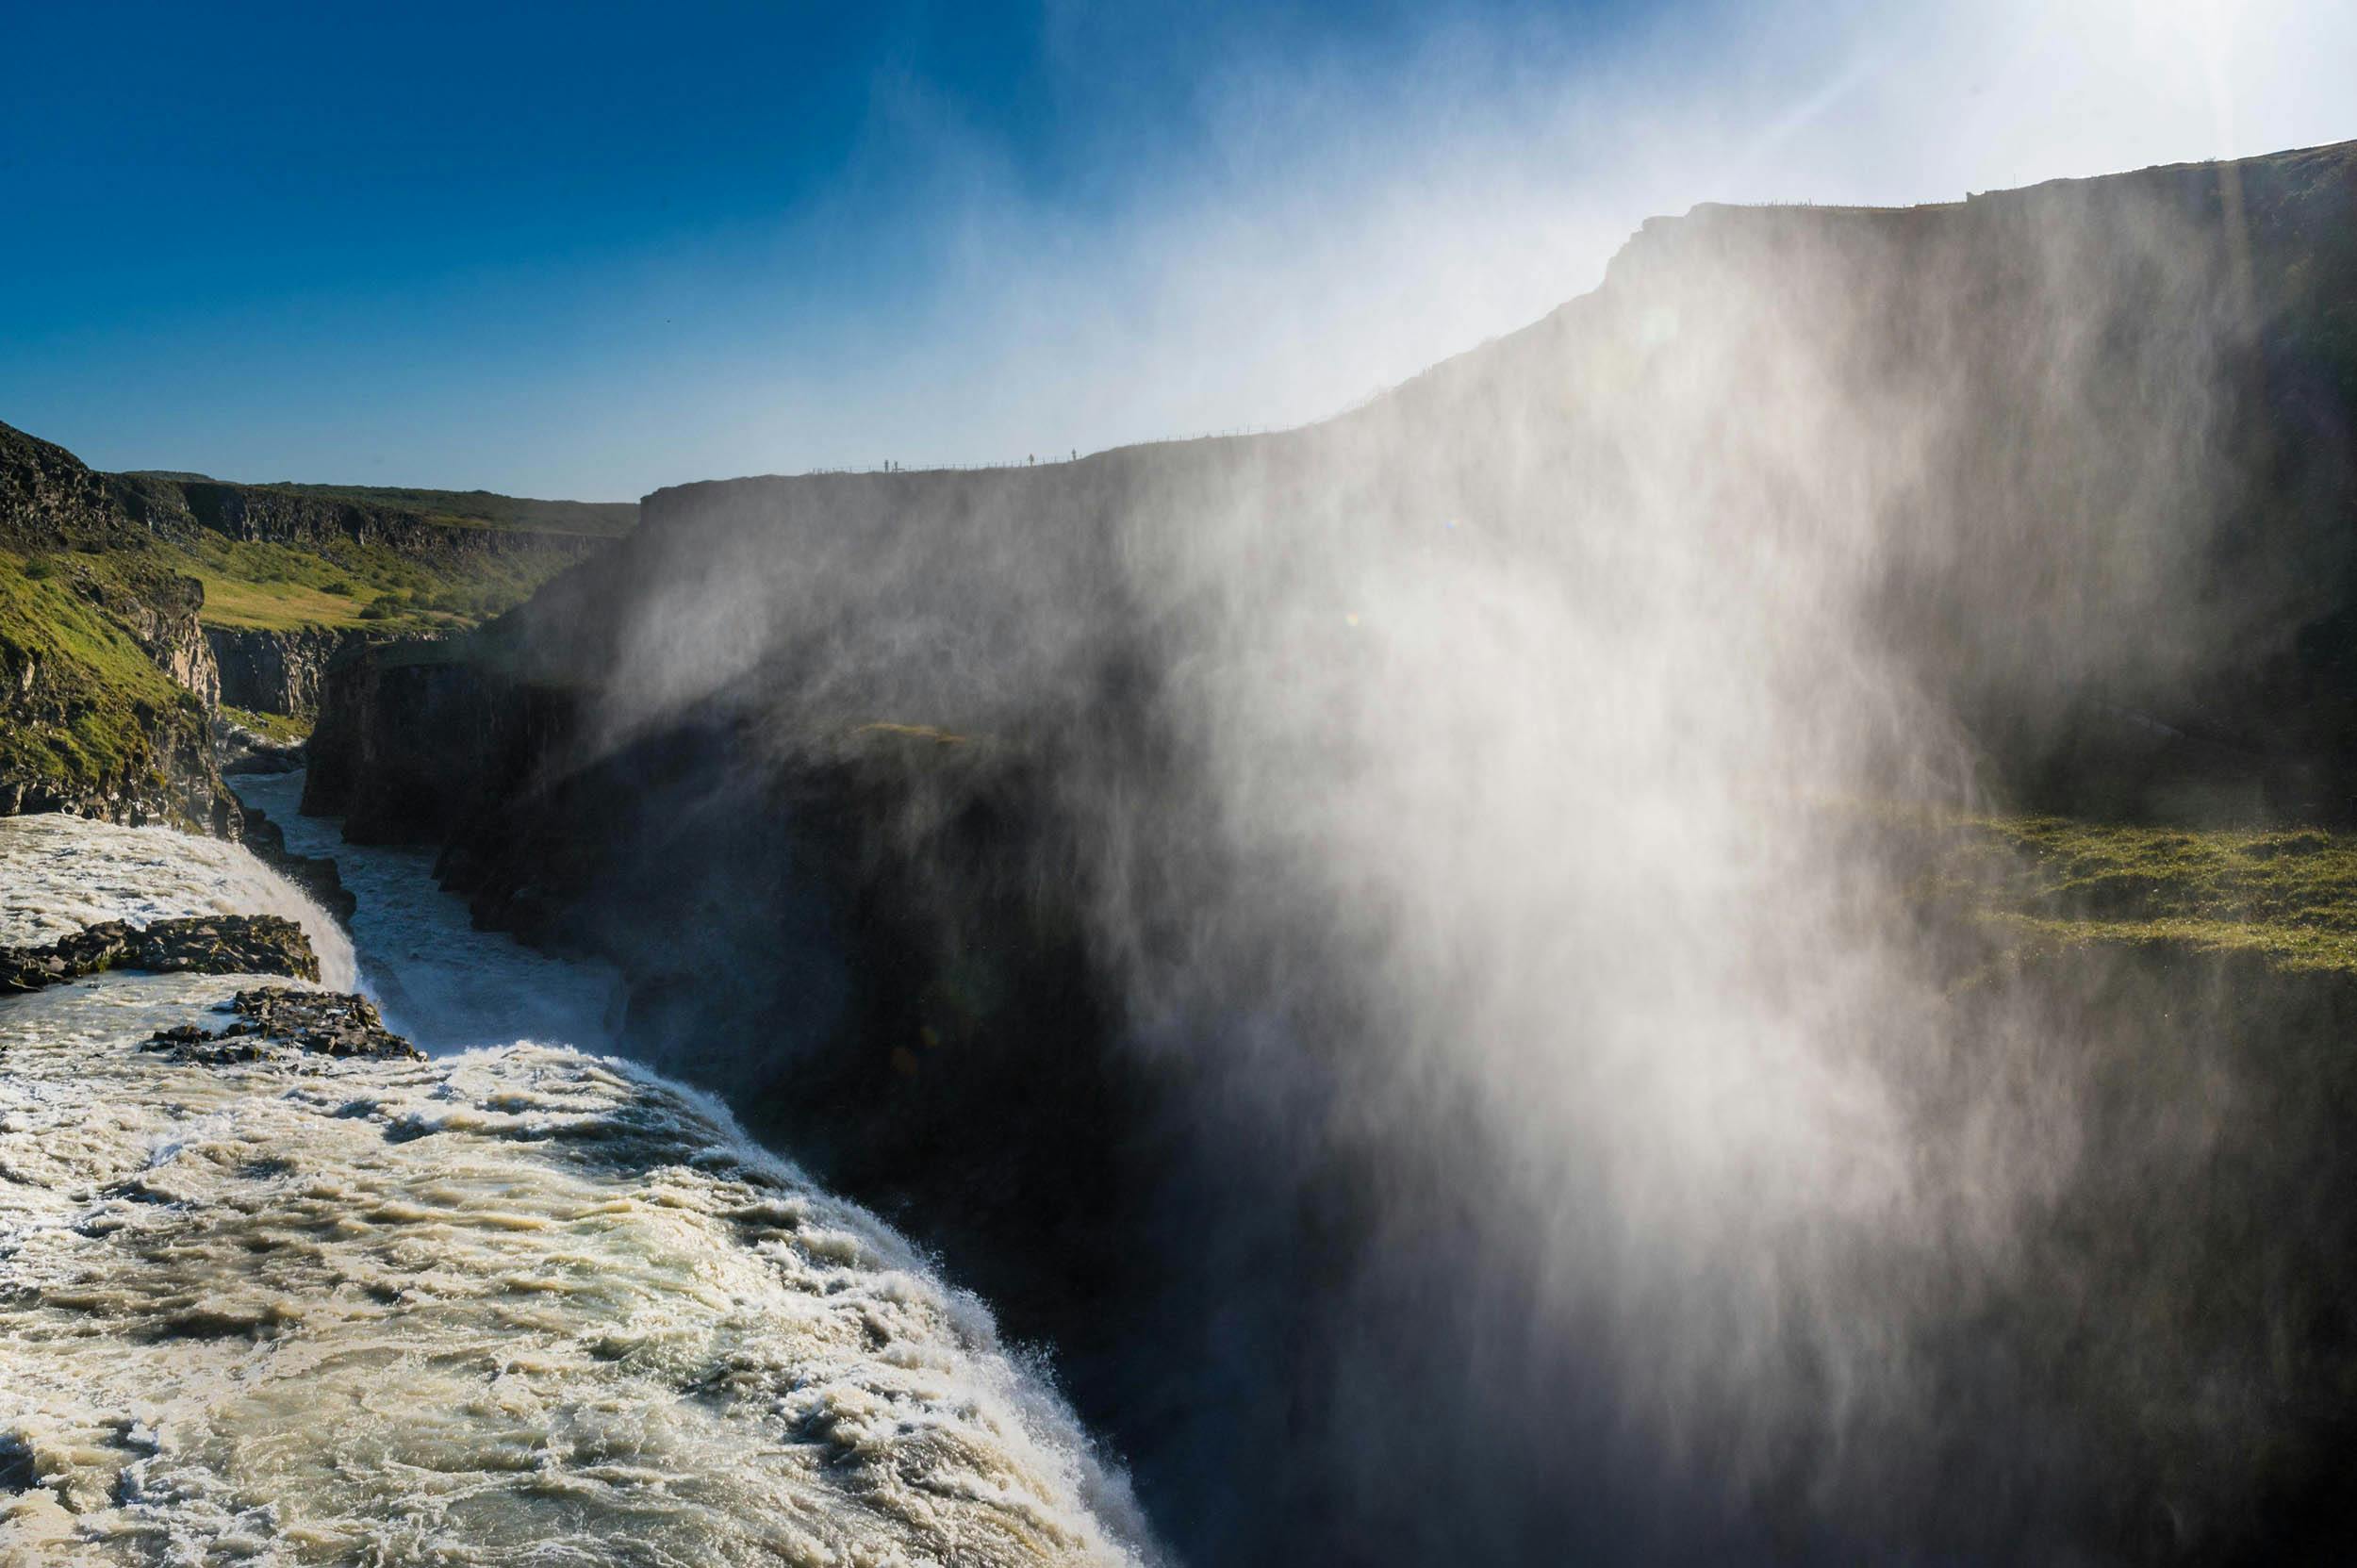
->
<box><xmin>104</xmin><ymin>471</ymin><xmax>631</xmax><ymax>638</ymax></box>
<box><xmin>160</xmin><ymin>530</ymin><xmax>583</xmax><ymax>634</ymax></box>
<box><xmin>0</xmin><ymin>547</ymin><xmax>214</xmax><ymax>818</ymax></box>
<box><xmin>1916</xmin><ymin>811</ymin><xmax>2357</xmax><ymax>973</ymax></box>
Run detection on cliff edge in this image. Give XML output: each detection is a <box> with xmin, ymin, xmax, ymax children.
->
<box><xmin>0</xmin><ymin>422</ymin><xmax>232</xmax><ymax>830</ymax></box>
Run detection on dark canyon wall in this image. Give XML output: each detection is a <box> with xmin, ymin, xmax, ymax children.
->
<box><xmin>206</xmin><ymin>625</ymin><xmax>372</xmax><ymax>718</ymax></box>
<box><xmin>305</xmin><ymin>141</ymin><xmax>2357</xmax><ymax>1564</ymax></box>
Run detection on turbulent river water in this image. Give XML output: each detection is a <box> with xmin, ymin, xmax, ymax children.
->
<box><xmin>0</xmin><ymin>781</ymin><xmax>1155</xmax><ymax>1566</ymax></box>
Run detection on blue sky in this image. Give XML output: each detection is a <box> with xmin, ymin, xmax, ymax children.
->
<box><xmin>3</xmin><ymin>0</ymin><xmax>2352</xmax><ymax>499</ymax></box>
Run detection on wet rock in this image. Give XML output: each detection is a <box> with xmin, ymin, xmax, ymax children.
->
<box><xmin>142</xmin><ymin>987</ymin><xmax>420</xmax><ymax>1065</ymax></box>
<box><xmin>229</xmin><ymin>986</ymin><xmax>420</xmax><ymax>1060</ymax></box>
<box><xmin>140</xmin><ymin>1032</ymin><xmax>268</xmax><ymax>1066</ymax></box>
<box><xmin>139</xmin><ymin>1032</ymin><xmax>269</xmax><ymax>1070</ymax></box>
<box><xmin>0</xmin><ymin>1431</ymin><xmax>37</xmax><ymax>1494</ymax></box>
<box><xmin>0</xmin><ymin>915</ymin><xmax>319</xmax><ymax>994</ymax></box>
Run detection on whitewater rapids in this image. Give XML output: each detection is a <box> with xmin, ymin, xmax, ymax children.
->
<box><xmin>0</xmin><ymin>812</ymin><xmax>1153</xmax><ymax>1566</ymax></box>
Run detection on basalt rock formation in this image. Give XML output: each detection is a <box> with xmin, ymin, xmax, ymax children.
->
<box><xmin>302</xmin><ymin>633</ymin><xmax>579</xmax><ymax>846</ymax></box>
<box><xmin>205</xmin><ymin>624</ymin><xmax>370</xmax><ymax>719</ymax></box>
<box><xmin>237</xmin><ymin>798</ymin><xmax>356</xmax><ymax>920</ymax></box>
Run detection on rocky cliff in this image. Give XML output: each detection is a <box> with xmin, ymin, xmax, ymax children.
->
<box><xmin>205</xmin><ymin>624</ymin><xmax>369</xmax><ymax>718</ymax></box>
<box><xmin>0</xmin><ymin>410</ymin><xmax>640</xmax><ymax>829</ymax></box>
<box><xmin>304</xmin><ymin>140</ymin><xmax>2357</xmax><ymax>1563</ymax></box>
<box><xmin>110</xmin><ymin>472</ymin><xmax>613</xmax><ymax>575</ymax></box>
<box><xmin>302</xmin><ymin>634</ymin><xmax>578</xmax><ymax>845</ymax></box>
<box><xmin>0</xmin><ymin>422</ymin><xmax>233</xmax><ymax>832</ymax></box>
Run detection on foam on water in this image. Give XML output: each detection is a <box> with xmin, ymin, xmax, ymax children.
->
<box><xmin>0</xmin><ymin>815</ymin><xmax>1156</xmax><ymax>1566</ymax></box>
<box><xmin>0</xmin><ymin>815</ymin><xmax>354</xmax><ymax>991</ymax></box>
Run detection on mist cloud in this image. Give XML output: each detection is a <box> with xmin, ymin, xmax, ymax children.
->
<box><xmin>548</xmin><ymin>144</ymin><xmax>2350</xmax><ymax>1558</ymax></box>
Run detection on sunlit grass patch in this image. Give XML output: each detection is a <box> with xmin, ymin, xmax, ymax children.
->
<box><xmin>194</xmin><ymin>573</ymin><xmax>379</xmax><ymax>630</ymax></box>
<box><xmin>221</xmin><ymin>705</ymin><xmax>312</xmax><ymax>744</ymax></box>
<box><xmin>851</xmin><ymin>721</ymin><xmax>974</xmax><ymax>747</ymax></box>
<box><xmin>161</xmin><ymin>532</ymin><xmax>563</xmax><ymax>635</ymax></box>
<box><xmin>1925</xmin><ymin>813</ymin><xmax>2357</xmax><ymax>973</ymax></box>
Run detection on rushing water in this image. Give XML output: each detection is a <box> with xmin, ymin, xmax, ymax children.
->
<box><xmin>229</xmin><ymin>771</ymin><xmax>616</xmax><ymax>1054</ymax></box>
<box><xmin>0</xmin><ymin>814</ymin><xmax>355</xmax><ymax>992</ymax></box>
<box><xmin>0</xmin><ymin>803</ymin><xmax>1155</xmax><ymax>1566</ymax></box>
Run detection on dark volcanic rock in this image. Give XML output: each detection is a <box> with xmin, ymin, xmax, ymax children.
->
<box><xmin>197</xmin><ymin>986</ymin><xmax>419</xmax><ymax>1060</ymax></box>
<box><xmin>0</xmin><ymin>915</ymin><xmax>319</xmax><ymax>994</ymax></box>
<box><xmin>304</xmin><ymin>635</ymin><xmax>578</xmax><ymax>844</ymax></box>
<box><xmin>140</xmin><ymin>986</ymin><xmax>420</xmax><ymax>1065</ymax></box>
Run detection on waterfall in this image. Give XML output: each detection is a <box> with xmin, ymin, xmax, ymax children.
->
<box><xmin>0</xmin><ymin>812</ymin><xmax>1158</xmax><ymax>1565</ymax></box>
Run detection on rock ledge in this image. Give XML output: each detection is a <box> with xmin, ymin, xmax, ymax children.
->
<box><xmin>145</xmin><ymin>986</ymin><xmax>420</xmax><ymax>1064</ymax></box>
<box><xmin>0</xmin><ymin>915</ymin><xmax>319</xmax><ymax>994</ymax></box>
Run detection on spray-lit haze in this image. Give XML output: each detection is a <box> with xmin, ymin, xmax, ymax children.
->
<box><xmin>454</xmin><ymin>135</ymin><xmax>2357</xmax><ymax>1559</ymax></box>
<box><xmin>4</xmin><ymin>0</ymin><xmax>2354</xmax><ymax>495</ymax></box>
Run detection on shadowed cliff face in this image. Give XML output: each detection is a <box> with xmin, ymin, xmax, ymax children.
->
<box><xmin>205</xmin><ymin>627</ymin><xmax>368</xmax><ymax>719</ymax></box>
<box><xmin>308</xmin><ymin>142</ymin><xmax>2357</xmax><ymax>1562</ymax></box>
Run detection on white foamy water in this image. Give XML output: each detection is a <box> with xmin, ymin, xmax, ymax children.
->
<box><xmin>229</xmin><ymin>771</ymin><xmax>617</xmax><ymax>1054</ymax></box>
<box><xmin>0</xmin><ymin>814</ymin><xmax>354</xmax><ymax>991</ymax></box>
<box><xmin>0</xmin><ymin>815</ymin><xmax>1155</xmax><ymax>1566</ymax></box>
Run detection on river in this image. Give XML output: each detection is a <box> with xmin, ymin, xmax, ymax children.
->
<box><xmin>0</xmin><ymin>784</ymin><xmax>1155</xmax><ymax>1566</ymax></box>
